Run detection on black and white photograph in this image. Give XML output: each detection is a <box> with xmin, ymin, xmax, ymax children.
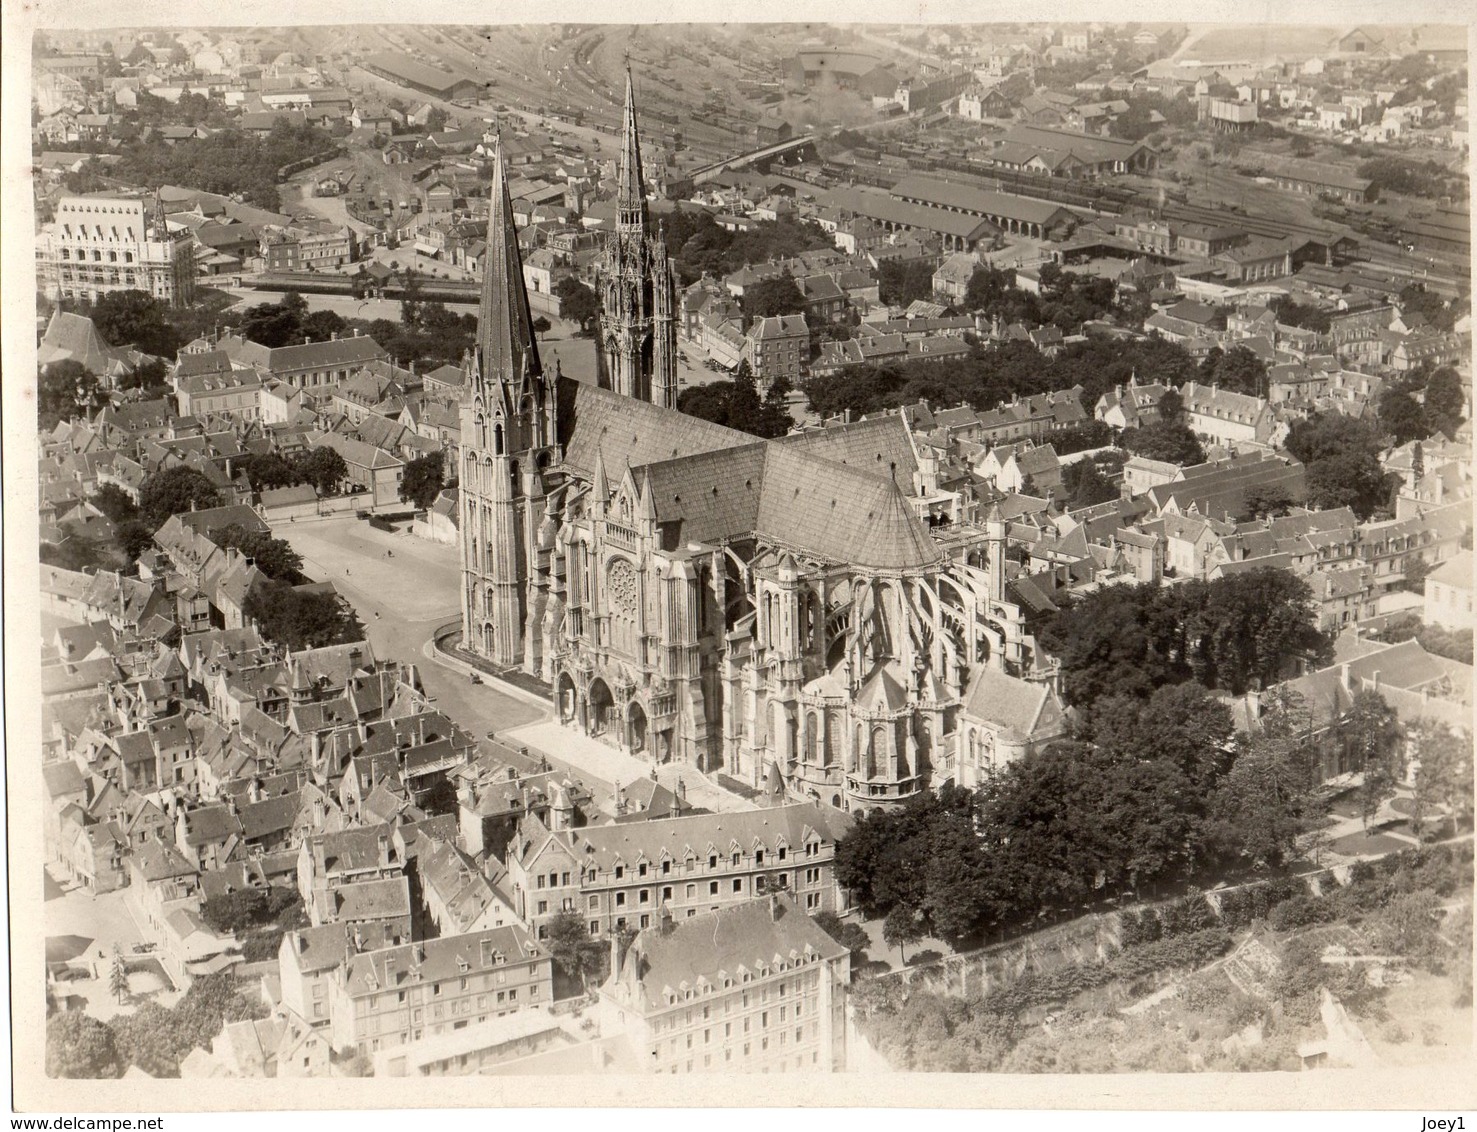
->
<box><xmin>4</xmin><ymin>2</ymin><xmax>1474</xmax><ymax>1117</ymax></box>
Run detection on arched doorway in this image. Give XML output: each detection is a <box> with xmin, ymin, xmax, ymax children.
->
<box><xmin>627</xmin><ymin>701</ymin><xmax>649</xmax><ymax>757</ymax></box>
<box><xmin>482</xmin><ymin>621</ymin><xmax>494</xmax><ymax>655</ymax></box>
<box><xmin>556</xmin><ymin>672</ymin><xmax>578</xmax><ymax>725</ymax></box>
<box><xmin>587</xmin><ymin>678</ymin><xmax>614</xmax><ymax>740</ymax></box>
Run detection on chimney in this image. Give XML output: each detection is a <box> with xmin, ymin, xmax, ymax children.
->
<box><xmin>1371</xmin><ymin>670</ymin><xmax>1380</xmax><ymax>690</ymax></box>
<box><xmin>311</xmin><ymin>836</ymin><xmax>326</xmax><ymax>875</ymax></box>
<box><xmin>378</xmin><ymin>832</ymin><xmax>391</xmax><ymax>866</ymax></box>
<box><xmin>249</xmin><ymin>777</ymin><xmax>263</xmax><ymax>804</ymax></box>
<box><xmin>1338</xmin><ymin>663</ymin><xmax>1352</xmax><ymax>694</ymax></box>
<box><xmin>609</xmin><ymin>932</ymin><xmax>624</xmax><ymax>982</ymax></box>
<box><xmin>770</xmin><ymin>893</ymin><xmax>783</xmax><ymax>922</ymax></box>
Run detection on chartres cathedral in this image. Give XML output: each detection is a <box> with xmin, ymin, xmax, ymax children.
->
<box><xmin>460</xmin><ymin>73</ymin><xmax>1062</xmax><ymax>813</ymax></box>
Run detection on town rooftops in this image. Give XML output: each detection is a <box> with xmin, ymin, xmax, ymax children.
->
<box><xmin>344</xmin><ymin>924</ymin><xmax>540</xmax><ymax>996</ymax></box>
<box><xmin>616</xmin><ymin>893</ymin><xmax>846</xmax><ymax>1012</ymax></box>
<box><xmin>518</xmin><ymin>800</ymin><xmax>848</xmax><ymax>877</ymax></box>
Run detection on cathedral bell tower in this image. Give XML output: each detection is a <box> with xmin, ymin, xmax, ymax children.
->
<box><xmin>595</xmin><ymin>68</ymin><xmax>679</xmax><ymax>409</ymax></box>
<box><xmin>459</xmin><ymin>141</ymin><xmax>560</xmax><ymax>671</ymax></box>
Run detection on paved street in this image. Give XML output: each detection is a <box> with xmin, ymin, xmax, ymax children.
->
<box><xmin>276</xmin><ymin>515</ymin><xmax>756</xmax><ymax>813</ymax></box>
<box><xmin>279</xmin><ymin>517</ymin><xmax>547</xmax><ymax>737</ymax></box>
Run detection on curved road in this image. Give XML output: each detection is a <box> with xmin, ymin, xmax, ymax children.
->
<box><xmin>278</xmin><ymin>516</ymin><xmax>548</xmax><ymax>739</ymax></box>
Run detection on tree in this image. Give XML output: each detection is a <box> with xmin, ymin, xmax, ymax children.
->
<box><xmin>1201</xmin><ymin>345</ymin><xmax>1267</xmax><ymax>397</ymax></box>
<box><xmin>90</xmin><ymin>289</ymin><xmax>182</xmax><ymax>358</ymax></box>
<box><xmin>554</xmin><ymin>276</ymin><xmax>599</xmax><ymax>331</ymax></box>
<box><xmin>532</xmin><ymin>316</ymin><xmax>552</xmax><ymax>334</ymax></box>
<box><xmin>1423</xmin><ymin>366</ymin><xmax>1466</xmax><ymax>436</ymax></box>
<box><xmin>109</xmin><ymin>944</ymin><xmax>130</xmax><ymax>1005</ymax></box>
<box><xmin>214</xmin><ymin>523</ymin><xmax>304</xmax><ymax>583</ymax></box>
<box><xmin>1304</xmin><ymin>450</ymin><xmax>1390</xmax><ymax>520</ymax></box>
<box><xmin>236</xmin><ymin>299</ymin><xmax>305</xmax><ymax>349</ymax></box>
<box><xmin>118</xmin><ymin>357</ymin><xmax>170</xmax><ymax>396</ymax></box>
<box><xmin>137</xmin><ymin>466</ymin><xmax>223</xmax><ymax>528</ymax></box>
<box><xmin>741</xmin><ymin>275</ymin><xmax>805</xmax><ymax>322</ymax></box>
<box><xmin>1060</xmin><ymin>457</ymin><xmax>1118</xmax><ymax>509</ymax></box>
<box><xmin>243</xmin><ymin>582</ymin><xmax>361</xmax><ymax>650</ymax></box>
<box><xmin>1408</xmin><ymin>720</ymin><xmax>1474</xmax><ymax>840</ymax></box>
<box><xmin>1120</xmin><ymin>419</ymin><xmax>1205</xmax><ymax>466</ymax></box>
<box><xmin>291</xmin><ymin>447</ymin><xmax>348</xmax><ymax>495</ymax></box>
<box><xmin>1087</xmin><ymin>683</ymin><xmax>1236</xmax><ymax>797</ymax></box>
<box><xmin>400</xmin><ymin>451</ymin><xmax>446</xmax><ymax>510</ymax></box>
<box><xmin>1240</xmin><ymin>484</ymin><xmax>1296</xmax><ymax>521</ymax></box>
<box><xmin>877</xmin><ymin>259</ymin><xmax>938</xmax><ymax>307</ymax></box>
<box><xmin>47</xmin><ymin>1011</ymin><xmax>121</xmax><ymax>1078</ymax></box>
<box><xmin>39</xmin><ymin>360</ymin><xmax>108</xmax><ymax>429</ymax></box>
<box><xmin>301</xmin><ymin>309</ymin><xmax>347</xmax><ymax>343</ymax></box>
<box><xmin>1209</xmin><ymin>689</ymin><xmax>1324</xmax><ymax>869</ymax></box>
<box><xmin>1399</xmin><ymin>555</ymin><xmax>1432</xmax><ymax>595</ymax></box>
<box><xmin>90</xmin><ymin>483</ymin><xmax>140</xmax><ymax>525</ymax></box>
<box><xmin>883</xmin><ymin>905</ymin><xmax>924</xmax><ymax>964</ymax></box>
<box><xmin>1340</xmin><ymin>691</ymin><xmax>1404</xmax><ymax>829</ymax></box>
<box><xmin>1285</xmin><ymin>412</ymin><xmax>1382</xmax><ymax>467</ymax></box>
<box><xmin>1038</xmin><ymin>571</ymin><xmax>1326</xmax><ymax>708</ymax></box>
<box><xmin>544</xmin><ymin>909</ymin><xmax>604</xmax><ymax>991</ymax></box>
<box><xmin>1379</xmin><ymin>386</ymin><xmax>1432</xmax><ymax>446</ymax></box>
<box><xmin>234</xmin><ymin>452</ymin><xmax>300</xmax><ymax>492</ymax></box>
<box><xmin>812</xmin><ymin>911</ymin><xmax>870</xmax><ymax>963</ymax></box>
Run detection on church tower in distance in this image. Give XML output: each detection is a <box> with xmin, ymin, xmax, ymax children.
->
<box><xmin>595</xmin><ymin>68</ymin><xmax>679</xmax><ymax>409</ymax></box>
<box><xmin>459</xmin><ymin>142</ymin><xmax>559</xmax><ymax>671</ymax></box>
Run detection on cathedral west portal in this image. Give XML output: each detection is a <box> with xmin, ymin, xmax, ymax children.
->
<box><xmin>459</xmin><ymin>72</ymin><xmax>1046</xmax><ymax>812</ymax></box>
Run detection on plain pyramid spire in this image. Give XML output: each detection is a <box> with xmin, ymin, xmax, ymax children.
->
<box><xmin>617</xmin><ymin>67</ymin><xmax>648</xmax><ymax>230</ymax></box>
<box><xmin>477</xmin><ymin>139</ymin><xmax>541</xmax><ymax>388</ymax></box>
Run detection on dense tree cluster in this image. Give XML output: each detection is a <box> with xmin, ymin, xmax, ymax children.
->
<box><xmin>963</xmin><ymin>263</ymin><xmax>1118</xmax><ymax>332</ymax></box>
<box><xmin>1197</xmin><ymin>345</ymin><xmax>1268</xmax><ymax>398</ymax></box>
<box><xmin>213</xmin><ymin>523</ymin><xmax>304</xmax><ymax>583</ymax></box>
<box><xmin>1283</xmin><ymin>412</ymin><xmax>1393</xmax><ymax>520</ymax></box>
<box><xmin>91</xmin><ymin>121</ymin><xmax>338</xmax><ymax>211</ymax></box>
<box><xmin>137</xmin><ymin>466</ymin><xmax>223</xmax><ymax>529</ymax></box>
<box><xmin>1378</xmin><ymin>365</ymin><xmax>1467</xmax><ymax>446</ymax></box>
<box><xmin>1357</xmin><ymin>155</ymin><xmax>1468</xmax><ymax>202</ymax></box>
<box><xmin>399</xmin><ymin>451</ymin><xmax>447</xmax><ymax>510</ymax></box>
<box><xmin>836</xmin><ymin>681</ymin><xmax>1340</xmax><ymax>953</ymax></box>
<box><xmin>38</xmin><ymin>359</ymin><xmax>109</xmax><ymax>430</ymax></box>
<box><xmin>802</xmin><ymin>334</ymin><xmax>1199</xmax><ymax>425</ymax></box>
<box><xmin>1268</xmin><ymin>295</ymin><xmax>1332</xmax><ymax>334</ymax></box>
<box><xmin>658</xmin><ymin>208</ymin><xmax>835</xmax><ymax>287</ymax></box>
<box><xmin>740</xmin><ymin>275</ymin><xmax>806</xmax><ymax>323</ymax></box>
<box><xmin>552</xmin><ymin>276</ymin><xmax>599</xmax><ymax>333</ymax></box>
<box><xmin>1036</xmin><ymin>568</ymin><xmax>1328</xmax><ymax>707</ymax></box>
<box><xmin>109</xmin><ymin>973</ymin><xmax>269</xmax><ymax>1078</ymax></box>
<box><xmin>877</xmin><ymin>259</ymin><xmax>938</xmax><ymax>308</ymax></box>
<box><xmin>242</xmin><ymin>581</ymin><xmax>363</xmax><ymax>651</ymax></box>
<box><xmin>1119</xmin><ymin>418</ymin><xmax>1205</xmax><ymax>466</ymax></box>
<box><xmin>48</xmin><ymin>972</ymin><xmax>269</xmax><ymax>1078</ymax></box>
<box><xmin>677</xmin><ymin>362</ymin><xmax>794</xmax><ymax>438</ymax></box>
<box><xmin>1059</xmin><ymin>455</ymin><xmax>1120</xmax><ymax>509</ymax></box>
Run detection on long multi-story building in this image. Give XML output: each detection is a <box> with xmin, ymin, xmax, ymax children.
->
<box><xmin>280</xmin><ymin>922</ymin><xmax>551</xmax><ymax>1056</ymax></box>
<box><xmin>37</xmin><ymin>192</ymin><xmax>196</xmax><ymax>307</ymax></box>
<box><xmin>597</xmin><ymin>893</ymin><xmax>850</xmax><ymax>1074</ymax></box>
<box><xmin>505</xmin><ymin>802</ymin><xmax>850</xmax><ymax>940</ymax></box>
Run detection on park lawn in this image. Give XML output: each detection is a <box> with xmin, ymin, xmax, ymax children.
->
<box><xmin>1330</xmin><ymin>828</ymin><xmax>1413</xmax><ymax>856</ymax></box>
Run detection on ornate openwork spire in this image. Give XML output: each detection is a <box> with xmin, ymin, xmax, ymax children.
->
<box><xmin>616</xmin><ymin>67</ymin><xmax>648</xmax><ymax>231</ymax></box>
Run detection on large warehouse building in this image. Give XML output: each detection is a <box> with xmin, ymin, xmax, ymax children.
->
<box><xmin>363</xmin><ymin>52</ymin><xmax>483</xmax><ymax>101</ymax></box>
